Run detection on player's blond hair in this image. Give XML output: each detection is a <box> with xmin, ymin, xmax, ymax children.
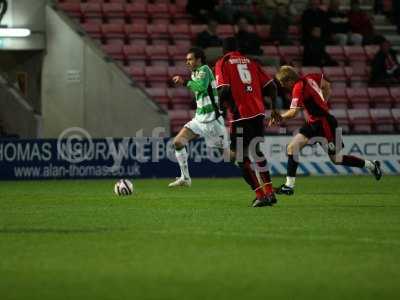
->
<box><xmin>275</xmin><ymin>65</ymin><xmax>300</xmax><ymax>84</ymax></box>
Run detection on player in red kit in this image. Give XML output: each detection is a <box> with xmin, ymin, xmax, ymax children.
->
<box><xmin>270</xmin><ymin>66</ymin><xmax>382</xmax><ymax>195</ymax></box>
<box><xmin>215</xmin><ymin>37</ymin><xmax>281</xmax><ymax>207</ymax></box>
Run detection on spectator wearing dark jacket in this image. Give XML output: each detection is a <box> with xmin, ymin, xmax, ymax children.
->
<box><xmin>370</xmin><ymin>39</ymin><xmax>400</xmax><ymax>85</ymax></box>
<box><xmin>301</xmin><ymin>0</ymin><xmax>329</xmax><ymax>44</ymax></box>
<box><xmin>186</xmin><ymin>0</ymin><xmax>218</xmax><ymax>23</ymax></box>
<box><xmin>326</xmin><ymin>0</ymin><xmax>362</xmax><ymax>45</ymax></box>
<box><xmin>303</xmin><ymin>27</ymin><xmax>339</xmax><ymax>67</ymax></box>
<box><xmin>270</xmin><ymin>4</ymin><xmax>291</xmax><ymax>45</ymax></box>
<box><xmin>195</xmin><ymin>19</ymin><xmax>223</xmax><ymax>49</ymax></box>
<box><xmin>235</xmin><ymin>17</ymin><xmax>263</xmax><ymax>56</ymax></box>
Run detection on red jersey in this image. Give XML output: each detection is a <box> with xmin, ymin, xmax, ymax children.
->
<box><xmin>290</xmin><ymin>73</ymin><xmax>330</xmax><ymax>123</ymax></box>
<box><xmin>215</xmin><ymin>51</ymin><xmax>273</xmax><ymax>122</ymax></box>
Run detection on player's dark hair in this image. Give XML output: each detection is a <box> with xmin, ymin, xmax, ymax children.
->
<box><xmin>188</xmin><ymin>47</ymin><xmax>206</xmax><ymax>64</ymax></box>
<box><xmin>222</xmin><ymin>37</ymin><xmax>238</xmax><ymax>54</ymax></box>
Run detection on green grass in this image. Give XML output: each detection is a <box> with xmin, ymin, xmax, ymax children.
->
<box><xmin>0</xmin><ymin>176</ymin><xmax>399</xmax><ymax>300</ymax></box>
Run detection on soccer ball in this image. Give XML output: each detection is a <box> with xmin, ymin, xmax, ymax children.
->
<box><xmin>114</xmin><ymin>179</ymin><xmax>134</xmax><ymax>196</ymax></box>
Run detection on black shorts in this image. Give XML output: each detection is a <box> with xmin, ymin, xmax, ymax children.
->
<box><xmin>230</xmin><ymin>115</ymin><xmax>265</xmax><ymax>151</ymax></box>
<box><xmin>299</xmin><ymin>114</ymin><xmax>344</xmax><ymax>155</ymax></box>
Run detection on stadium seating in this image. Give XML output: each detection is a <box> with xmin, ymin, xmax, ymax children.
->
<box><xmin>168</xmin><ymin>109</ymin><xmax>191</xmax><ymax>134</ymax></box>
<box><xmin>147</xmin><ymin>87</ymin><xmax>170</xmax><ymax>110</ymax></box>
<box><xmin>330</xmin><ymin>109</ymin><xmax>350</xmax><ymax>133</ymax></box>
<box><xmin>57</xmin><ymin>0</ymin><xmax>400</xmax><ymax>135</ymax></box>
<box><xmin>370</xmin><ymin>109</ymin><xmax>395</xmax><ymax>132</ymax></box>
<box><xmin>392</xmin><ymin>109</ymin><xmax>400</xmax><ymax>131</ymax></box>
<box><xmin>368</xmin><ymin>87</ymin><xmax>393</xmax><ymax>108</ymax></box>
<box><xmin>168</xmin><ymin>87</ymin><xmax>193</xmax><ymax>109</ymax></box>
<box><xmin>347</xmin><ymin>109</ymin><xmax>373</xmax><ymax>133</ymax></box>
<box><xmin>330</xmin><ymin>87</ymin><xmax>349</xmax><ymax>109</ymax></box>
<box><xmin>346</xmin><ymin>87</ymin><xmax>371</xmax><ymax>108</ymax></box>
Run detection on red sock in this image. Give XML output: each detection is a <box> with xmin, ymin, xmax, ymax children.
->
<box><xmin>242</xmin><ymin>158</ymin><xmax>266</xmax><ymax>199</ymax></box>
<box><xmin>342</xmin><ymin>155</ymin><xmax>365</xmax><ymax>168</ymax></box>
<box><xmin>256</xmin><ymin>160</ymin><xmax>273</xmax><ymax>195</ymax></box>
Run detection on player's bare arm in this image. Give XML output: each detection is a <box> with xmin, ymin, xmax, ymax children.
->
<box><xmin>321</xmin><ymin>78</ymin><xmax>331</xmax><ymax>100</ymax></box>
<box><xmin>281</xmin><ymin>107</ymin><xmax>302</xmax><ymax>120</ymax></box>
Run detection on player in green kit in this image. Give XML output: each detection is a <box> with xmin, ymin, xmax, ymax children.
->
<box><xmin>168</xmin><ymin>47</ymin><xmax>229</xmax><ymax>187</ymax></box>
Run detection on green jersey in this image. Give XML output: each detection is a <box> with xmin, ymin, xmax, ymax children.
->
<box><xmin>186</xmin><ymin>64</ymin><xmax>220</xmax><ymax>123</ymax></box>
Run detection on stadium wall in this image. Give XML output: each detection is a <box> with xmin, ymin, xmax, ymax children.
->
<box><xmin>41</xmin><ymin>5</ymin><xmax>169</xmax><ymax>138</ymax></box>
<box><xmin>0</xmin><ymin>135</ymin><xmax>399</xmax><ymax>180</ymax></box>
<box><xmin>0</xmin><ymin>75</ymin><xmax>41</xmax><ymax>138</ymax></box>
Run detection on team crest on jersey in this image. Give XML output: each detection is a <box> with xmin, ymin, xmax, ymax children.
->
<box><xmin>245</xmin><ymin>85</ymin><xmax>253</xmax><ymax>92</ymax></box>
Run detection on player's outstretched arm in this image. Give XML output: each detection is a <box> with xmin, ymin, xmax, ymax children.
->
<box><xmin>281</xmin><ymin>107</ymin><xmax>301</xmax><ymax>120</ymax></box>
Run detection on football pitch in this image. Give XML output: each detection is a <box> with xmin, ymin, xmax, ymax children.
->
<box><xmin>0</xmin><ymin>176</ymin><xmax>399</xmax><ymax>300</ymax></box>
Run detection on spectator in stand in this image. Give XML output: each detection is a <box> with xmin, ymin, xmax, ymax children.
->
<box><xmin>255</xmin><ymin>0</ymin><xmax>296</xmax><ymax>24</ymax></box>
<box><xmin>195</xmin><ymin>19</ymin><xmax>223</xmax><ymax>49</ymax></box>
<box><xmin>348</xmin><ymin>0</ymin><xmax>384</xmax><ymax>45</ymax></box>
<box><xmin>393</xmin><ymin>1</ymin><xmax>400</xmax><ymax>34</ymax></box>
<box><xmin>186</xmin><ymin>0</ymin><xmax>218</xmax><ymax>23</ymax></box>
<box><xmin>303</xmin><ymin>27</ymin><xmax>339</xmax><ymax>67</ymax></box>
<box><xmin>301</xmin><ymin>0</ymin><xmax>329</xmax><ymax>44</ymax></box>
<box><xmin>326</xmin><ymin>0</ymin><xmax>362</xmax><ymax>45</ymax></box>
<box><xmin>218</xmin><ymin>0</ymin><xmax>255</xmax><ymax>24</ymax></box>
<box><xmin>370</xmin><ymin>39</ymin><xmax>400</xmax><ymax>85</ymax></box>
<box><xmin>235</xmin><ymin>17</ymin><xmax>263</xmax><ymax>56</ymax></box>
<box><xmin>270</xmin><ymin>4</ymin><xmax>291</xmax><ymax>45</ymax></box>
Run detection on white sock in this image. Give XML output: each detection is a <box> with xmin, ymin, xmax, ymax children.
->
<box><xmin>365</xmin><ymin>160</ymin><xmax>375</xmax><ymax>172</ymax></box>
<box><xmin>175</xmin><ymin>148</ymin><xmax>190</xmax><ymax>180</ymax></box>
<box><xmin>285</xmin><ymin>176</ymin><xmax>296</xmax><ymax>188</ymax></box>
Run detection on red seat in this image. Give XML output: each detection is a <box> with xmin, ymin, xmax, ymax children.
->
<box><xmin>346</xmin><ymin>87</ymin><xmax>370</xmax><ymax>108</ymax></box>
<box><xmin>147</xmin><ymin>87</ymin><xmax>170</xmax><ymax>110</ymax></box>
<box><xmin>255</xmin><ymin>25</ymin><xmax>271</xmax><ymax>41</ymax></box>
<box><xmin>168</xmin><ymin>66</ymin><xmax>190</xmax><ymax>79</ymax></box>
<box><xmin>168</xmin><ymin>45</ymin><xmax>189</xmax><ymax>64</ymax></box>
<box><xmin>278</xmin><ymin>46</ymin><xmax>302</xmax><ymax>64</ymax></box>
<box><xmin>330</xmin><ymin>87</ymin><xmax>349</xmax><ymax>109</ymax></box>
<box><xmin>261</xmin><ymin>45</ymin><xmax>279</xmax><ymax>60</ymax></box>
<box><xmin>322</xmin><ymin>66</ymin><xmax>347</xmax><ymax>86</ymax></box>
<box><xmin>169</xmin><ymin>4</ymin><xmax>192</xmax><ymax>25</ymax></box>
<box><xmin>389</xmin><ymin>87</ymin><xmax>400</xmax><ymax>108</ymax></box>
<box><xmin>125</xmin><ymin>3</ymin><xmax>148</xmax><ymax>24</ymax></box>
<box><xmin>81</xmin><ymin>3</ymin><xmax>103</xmax><ymax>23</ymax></box>
<box><xmin>102</xmin><ymin>3</ymin><xmax>125</xmax><ymax>24</ymax></box>
<box><xmin>145</xmin><ymin>66</ymin><xmax>169</xmax><ymax>87</ymax></box>
<box><xmin>330</xmin><ymin>109</ymin><xmax>350</xmax><ymax>133</ymax></box>
<box><xmin>126</xmin><ymin>66</ymin><xmax>146</xmax><ymax>86</ymax></box>
<box><xmin>345</xmin><ymin>66</ymin><xmax>369</xmax><ymax>86</ymax></box>
<box><xmin>123</xmin><ymin>45</ymin><xmax>147</xmax><ymax>67</ymax></box>
<box><xmin>58</xmin><ymin>2</ymin><xmax>82</xmax><ymax>21</ymax></box>
<box><xmin>148</xmin><ymin>24</ymin><xmax>170</xmax><ymax>45</ymax></box>
<box><xmin>168</xmin><ymin>88</ymin><xmax>193</xmax><ymax>109</ymax></box>
<box><xmin>81</xmin><ymin>23</ymin><xmax>102</xmax><ymax>39</ymax></box>
<box><xmin>347</xmin><ymin>109</ymin><xmax>372</xmax><ymax>133</ymax></box>
<box><xmin>344</xmin><ymin>46</ymin><xmax>367</xmax><ymax>66</ymax></box>
<box><xmin>190</xmin><ymin>24</ymin><xmax>207</xmax><ymax>40</ymax></box>
<box><xmin>326</xmin><ymin>46</ymin><xmax>346</xmax><ymax>65</ymax></box>
<box><xmin>101</xmin><ymin>24</ymin><xmax>125</xmax><ymax>45</ymax></box>
<box><xmin>368</xmin><ymin>87</ymin><xmax>393</xmax><ymax>108</ymax></box>
<box><xmin>146</xmin><ymin>45</ymin><xmax>170</xmax><ymax>67</ymax></box>
<box><xmin>147</xmin><ymin>3</ymin><xmax>170</xmax><ymax>22</ymax></box>
<box><xmin>370</xmin><ymin>109</ymin><xmax>395</xmax><ymax>132</ymax></box>
<box><xmin>300</xmin><ymin>66</ymin><xmax>321</xmax><ymax>76</ymax></box>
<box><xmin>392</xmin><ymin>108</ymin><xmax>400</xmax><ymax>131</ymax></box>
<box><xmin>216</xmin><ymin>25</ymin><xmax>235</xmax><ymax>39</ymax></box>
<box><xmin>262</xmin><ymin>66</ymin><xmax>277</xmax><ymax>76</ymax></box>
<box><xmin>101</xmin><ymin>44</ymin><xmax>124</xmax><ymax>62</ymax></box>
<box><xmin>124</xmin><ymin>24</ymin><xmax>148</xmax><ymax>45</ymax></box>
<box><xmin>168</xmin><ymin>24</ymin><xmax>191</xmax><ymax>42</ymax></box>
<box><xmin>168</xmin><ymin>109</ymin><xmax>191</xmax><ymax>134</ymax></box>
<box><xmin>288</xmin><ymin>25</ymin><xmax>301</xmax><ymax>39</ymax></box>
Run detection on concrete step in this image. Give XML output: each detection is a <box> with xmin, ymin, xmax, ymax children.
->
<box><xmin>375</xmin><ymin>25</ymin><xmax>398</xmax><ymax>33</ymax></box>
<box><xmin>386</xmin><ymin>34</ymin><xmax>400</xmax><ymax>46</ymax></box>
